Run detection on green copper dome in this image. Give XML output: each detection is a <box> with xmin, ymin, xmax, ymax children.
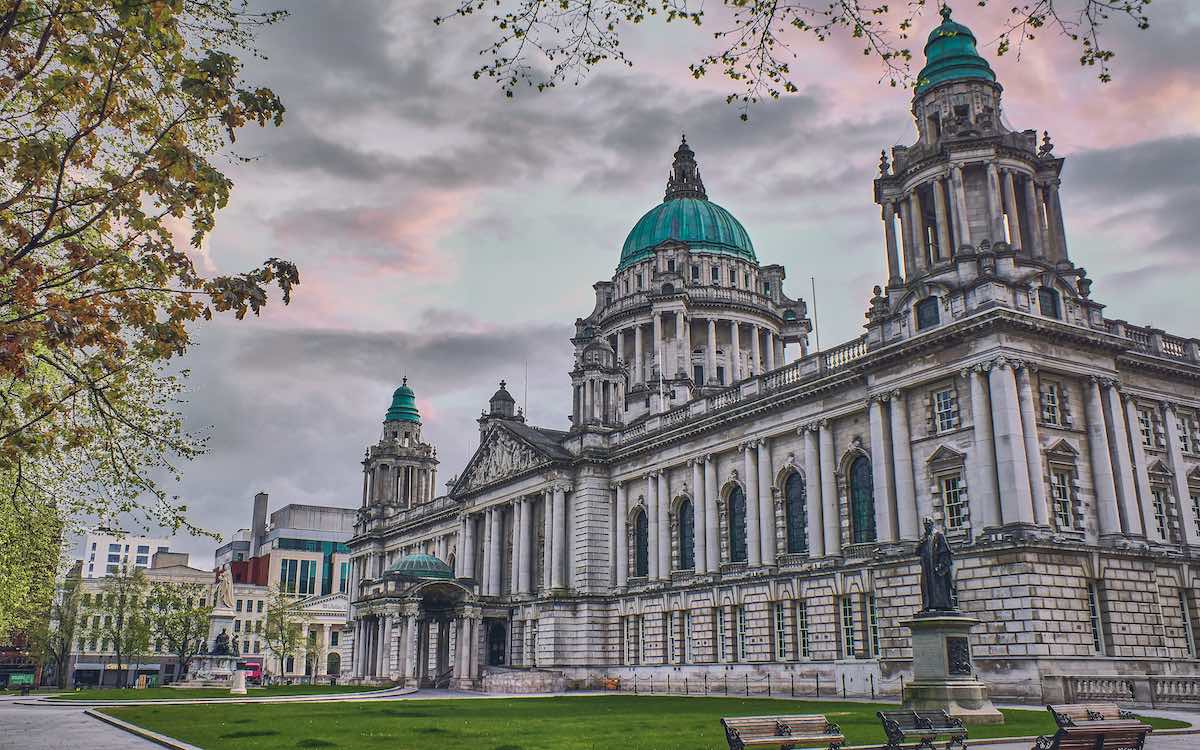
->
<box><xmin>386</xmin><ymin>553</ymin><xmax>453</xmax><ymax>580</ymax></box>
<box><xmin>916</xmin><ymin>6</ymin><xmax>996</xmax><ymax>95</ymax></box>
<box><xmin>617</xmin><ymin>136</ymin><xmax>756</xmax><ymax>272</ymax></box>
<box><xmin>384</xmin><ymin>378</ymin><xmax>420</xmax><ymax>423</ymax></box>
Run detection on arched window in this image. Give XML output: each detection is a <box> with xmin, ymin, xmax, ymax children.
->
<box><xmin>662</xmin><ymin>282</ymin><xmax>675</xmax><ymax>294</ymax></box>
<box><xmin>728</xmin><ymin>486</ymin><xmax>748</xmax><ymax>563</ymax></box>
<box><xmin>785</xmin><ymin>472</ymin><xmax>808</xmax><ymax>554</ymax></box>
<box><xmin>849</xmin><ymin>455</ymin><xmax>876</xmax><ymax>544</ymax></box>
<box><xmin>633</xmin><ymin>507</ymin><xmax>649</xmax><ymax>578</ymax></box>
<box><xmin>678</xmin><ymin>498</ymin><xmax>695</xmax><ymax>570</ymax></box>
<box><xmin>1038</xmin><ymin>287</ymin><xmax>1061</xmax><ymax>319</ymax></box>
<box><xmin>915</xmin><ymin>296</ymin><xmax>940</xmax><ymax>330</ymax></box>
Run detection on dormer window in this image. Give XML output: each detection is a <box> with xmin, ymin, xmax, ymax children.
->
<box><xmin>691</xmin><ymin>265</ymin><xmax>700</xmax><ymax>282</ymax></box>
<box><xmin>743</xmin><ymin>272</ymin><xmax>749</xmax><ymax>288</ymax></box>
<box><xmin>667</xmin><ymin>259</ymin><xmax>675</xmax><ymax>273</ymax></box>
<box><xmin>763</xmin><ymin>282</ymin><xmax>771</xmax><ymax>296</ymax></box>
<box><xmin>637</xmin><ymin>274</ymin><xmax>644</xmax><ymax>290</ymax></box>
<box><xmin>915</xmin><ymin>297</ymin><xmax>940</xmax><ymax>330</ymax></box>
<box><xmin>1038</xmin><ymin>287</ymin><xmax>1061</xmax><ymax>319</ymax></box>
<box><xmin>711</xmin><ymin>266</ymin><xmax>720</xmax><ymax>284</ymax></box>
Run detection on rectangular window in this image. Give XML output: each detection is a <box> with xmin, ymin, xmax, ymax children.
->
<box><xmin>664</xmin><ymin>612</ymin><xmax>674</xmax><ymax>663</ymax></box>
<box><xmin>666</xmin><ymin>259</ymin><xmax>675</xmax><ymax>273</ymax></box>
<box><xmin>934</xmin><ymin>389</ymin><xmax>958</xmax><ymax>432</ymax></box>
<box><xmin>715</xmin><ymin>607</ymin><xmax>727</xmax><ymax>662</ymax></box>
<box><xmin>691</xmin><ymin>265</ymin><xmax>700</xmax><ymax>282</ymax></box>
<box><xmin>1139</xmin><ymin>408</ymin><xmax>1155</xmax><ymax>448</ymax></box>
<box><xmin>763</xmin><ymin>281</ymin><xmax>771</xmax><ymax>296</ymax></box>
<box><xmin>234</xmin><ymin>619</ymin><xmax>241</xmax><ymax>633</ymax></box>
<box><xmin>743</xmin><ymin>271</ymin><xmax>749</xmax><ymax>288</ymax></box>
<box><xmin>331</xmin><ymin>630</ymin><xmax>339</xmax><ymax>646</ymax></box>
<box><xmin>735</xmin><ymin>606</ymin><xmax>748</xmax><ymax>662</ymax></box>
<box><xmin>711</xmin><ymin>266</ymin><xmax>720</xmax><ymax>283</ymax></box>
<box><xmin>299</xmin><ymin>559</ymin><xmax>317</xmax><ymax>595</ymax></box>
<box><xmin>280</xmin><ymin>559</ymin><xmax>298</xmax><ymax>593</ymax></box>
<box><xmin>1042</xmin><ymin>382</ymin><xmax>1062</xmax><ymax>425</ymax></box>
<box><xmin>235</xmin><ymin>599</ymin><xmax>243</xmax><ymax>612</ymax></box>
<box><xmin>1177</xmin><ymin>413</ymin><xmax>1194</xmax><ymax>454</ymax></box>
<box><xmin>638</xmin><ymin>616</ymin><xmax>646</xmax><ymax>664</ymax></box>
<box><xmin>1087</xmin><ymin>582</ymin><xmax>1105</xmax><ymax>655</ymax></box>
<box><xmin>841</xmin><ymin>596</ymin><xmax>856</xmax><ymax>659</ymax></box>
<box><xmin>1152</xmin><ymin>487</ymin><xmax>1170</xmax><ymax>539</ymax></box>
<box><xmin>637</xmin><ymin>274</ymin><xmax>644</xmax><ymax>290</ymax></box>
<box><xmin>683</xmin><ymin>611</ymin><xmax>693</xmax><ymax>664</ymax></box>
<box><xmin>774</xmin><ymin>602</ymin><xmax>788</xmax><ymax>660</ymax></box>
<box><xmin>243</xmin><ymin>640</ymin><xmax>251</xmax><ymax>654</ymax></box>
<box><xmin>941</xmin><ymin>474</ymin><xmax>967</xmax><ymax>530</ymax></box>
<box><xmin>257</xmin><ymin>599</ymin><xmax>264</xmax><ymax>614</ymax></box>
<box><xmin>254</xmin><ymin>640</ymin><xmax>261</xmax><ymax>654</ymax></box>
<box><xmin>868</xmin><ymin>595</ymin><xmax>881</xmax><ymax>658</ymax></box>
<box><xmin>137</xmin><ymin>545</ymin><xmax>149</xmax><ymax>554</ymax></box>
<box><xmin>107</xmin><ymin>554</ymin><xmax>120</xmax><ymax>563</ymax></box>
<box><xmin>1051</xmin><ymin>471</ymin><xmax>1074</xmax><ymax>529</ymax></box>
<box><xmin>108</xmin><ymin>543</ymin><xmax>120</xmax><ymax>553</ymax></box>
<box><xmin>1181</xmin><ymin>591</ymin><xmax>1197</xmax><ymax>658</ymax></box>
<box><xmin>796</xmin><ymin>600</ymin><xmax>810</xmax><ymax>658</ymax></box>
<box><xmin>135</xmin><ymin>555</ymin><xmax>148</xmax><ymax>566</ymax></box>
<box><xmin>339</xmin><ymin>562</ymin><xmax>350</xmax><ymax>593</ymax></box>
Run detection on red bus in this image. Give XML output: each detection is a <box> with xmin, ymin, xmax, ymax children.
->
<box><xmin>236</xmin><ymin>660</ymin><xmax>262</xmax><ymax>684</ymax></box>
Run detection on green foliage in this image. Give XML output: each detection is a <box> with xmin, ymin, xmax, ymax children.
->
<box><xmin>0</xmin><ymin>0</ymin><xmax>294</xmax><ymax>639</ymax></box>
<box><xmin>24</xmin><ymin>565</ymin><xmax>83</xmax><ymax>687</ymax></box>
<box><xmin>81</xmin><ymin>566</ymin><xmax>151</xmax><ymax>686</ymax></box>
<box><xmin>146</xmin><ymin>580</ymin><xmax>214</xmax><ymax>677</ymax></box>
<box><xmin>438</xmin><ymin>1</ymin><xmax>1153</xmax><ymax>116</ymax></box>
<box><xmin>261</xmin><ymin>584</ymin><xmax>303</xmax><ymax>677</ymax></box>
<box><xmin>52</xmin><ymin>684</ymin><xmax>384</xmax><ymax>701</ymax></box>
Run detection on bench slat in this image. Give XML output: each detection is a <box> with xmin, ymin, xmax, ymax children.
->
<box><xmin>721</xmin><ymin>713</ymin><xmax>844</xmax><ymax>750</ymax></box>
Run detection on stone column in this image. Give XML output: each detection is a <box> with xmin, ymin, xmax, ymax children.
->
<box><xmin>819</xmin><ymin>422</ymin><xmax>840</xmax><ymax>555</ymax></box>
<box><xmin>633</xmin><ymin>323</ymin><xmax>644</xmax><ymax>385</ymax></box>
<box><xmin>765</xmin><ymin>334</ymin><xmax>776</xmax><ymax>372</ymax></box>
<box><xmin>883</xmin><ymin>201</ymin><xmax>901</xmax><ymax>284</ymax></box>
<box><xmin>899</xmin><ymin>194</ymin><xmax>914</xmax><ymax>277</ymax></box>
<box><xmin>406</xmin><ymin>615</ymin><xmax>421</xmax><ymax>685</ymax></box>
<box><xmin>652</xmin><ymin>312</ymin><xmax>663</xmax><ymax>381</ymax></box>
<box><xmin>1023</xmin><ymin>175</ymin><xmax>1043</xmax><ymax>257</ymax></box>
<box><xmin>951</xmin><ymin>164</ymin><xmax>971</xmax><ymax>248</ymax></box>
<box><xmin>1046</xmin><ymin>179</ymin><xmax>1069</xmax><ymax>262</ymax></box>
<box><xmin>988</xmin><ymin>361</ymin><xmax>1036</xmax><ymax>525</ymax></box>
<box><xmin>1003</xmin><ymin>169</ymin><xmax>1023</xmax><ymax>249</ymax></box>
<box><xmin>351</xmin><ymin>620</ymin><xmax>362</xmax><ymax>678</ymax></box>
<box><xmin>518</xmin><ymin>497</ymin><xmax>533</xmax><ymax>594</ymax></box>
<box><xmin>646</xmin><ymin>473</ymin><xmax>659</xmax><ymax>580</ymax></box>
<box><xmin>802</xmin><ymin>427</ymin><xmax>824</xmax><ymax>557</ymax></box>
<box><xmin>552</xmin><ymin>484</ymin><xmax>567</xmax><ymax>590</ymax></box>
<box><xmin>706</xmin><ymin>318</ymin><xmax>717</xmax><ymax>384</ymax></box>
<box><xmin>1124</xmin><ymin>396</ymin><xmax>1159</xmax><ymax>540</ymax></box>
<box><xmin>1015</xmin><ymin>366</ymin><xmax>1050</xmax><ymax>526</ymax></box>
<box><xmin>966</xmin><ymin>368</ymin><xmax>1001</xmax><ymax>531</ymax></box>
<box><xmin>1103</xmin><ymin>385</ymin><xmax>1144</xmax><ymax>536</ymax></box>
<box><xmin>756</xmin><ymin>439</ymin><xmax>776</xmax><ymax>565</ymax></box>
<box><xmin>742</xmin><ymin>443</ymin><xmax>762</xmax><ymax>566</ymax></box>
<box><xmin>616</xmin><ymin>329</ymin><xmax>626</xmax><ymax>369</ymax></box>
<box><xmin>750</xmin><ymin>324</ymin><xmax>762</xmax><ymax>376</ymax></box>
<box><xmin>1084</xmin><ymin>378</ymin><xmax>1122</xmax><ymax>537</ymax></box>
<box><xmin>909</xmin><ymin>189</ymin><xmax>926</xmax><ymax>271</ymax></box>
<box><xmin>868</xmin><ymin>397</ymin><xmax>897</xmax><ymax>542</ymax></box>
<box><xmin>542</xmin><ymin>489</ymin><xmax>553</xmax><ymax>590</ymax></box>
<box><xmin>674</xmin><ymin>313</ymin><xmax>685</xmax><ymax>375</ymax></box>
<box><xmin>703</xmin><ymin>456</ymin><xmax>720</xmax><ymax>571</ymax></box>
<box><xmin>889</xmin><ymin>391</ymin><xmax>919</xmax><ymax>539</ymax></box>
<box><xmin>691</xmin><ymin>459</ymin><xmax>707</xmax><ymax>574</ymax></box>
<box><xmin>479</xmin><ymin>511</ymin><xmax>492</xmax><ymax>596</ymax></box>
<box><xmin>615</xmin><ymin>483</ymin><xmax>629</xmax><ymax>586</ymax></box>
<box><xmin>509</xmin><ymin>501</ymin><xmax>521</xmax><ymax>594</ymax></box>
<box><xmin>684</xmin><ymin>316</ymin><xmax>693</xmax><ymax>376</ymax></box>
<box><xmin>656</xmin><ymin>471</ymin><xmax>670</xmax><ymax>579</ymax></box>
<box><xmin>463</xmin><ymin>515</ymin><xmax>476</xmax><ymax>580</ymax></box>
<box><xmin>1164</xmin><ymin>403</ymin><xmax>1200</xmax><ymax>547</ymax></box>
<box><xmin>380</xmin><ymin>616</ymin><xmax>392</xmax><ymax>677</ymax></box>
<box><xmin>489</xmin><ymin>507</ymin><xmax>503</xmax><ymax>596</ymax></box>
<box><xmin>730</xmin><ymin>321</ymin><xmax>742</xmax><ymax>382</ymax></box>
<box><xmin>986</xmin><ymin>163</ymin><xmax>1006</xmax><ymax>241</ymax></box>
<box><xmin>933</xmin><ymin>176</ymin><xmax>951</xmax><ymax>262</ymax></box>
<box><xmin>453</xmin><ymin>618</ymin><xmax>466</xmax><ymax>681</ymax></box>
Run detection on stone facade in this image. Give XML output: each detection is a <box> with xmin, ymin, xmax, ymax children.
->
<box><xmin>346</xmin><ymin>12</ymin><xmax>1200</xmax><ymax>701</ymax></box>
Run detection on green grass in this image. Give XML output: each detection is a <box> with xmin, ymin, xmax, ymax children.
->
<box><xmin>50</xmin><ymin>683</ymin><xmax>388</xmax><ymax>701</ymax></box>
<box><xmin>103</xmin><ymin>694</ymin><xmax>1189</xmax><ymax>749</ymax></box>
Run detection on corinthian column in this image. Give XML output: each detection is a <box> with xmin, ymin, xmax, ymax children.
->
<box><xmin>868</xmin><ymin>397</ymin><xmax>896</xmax><ymax>542</ymax></box>
<box><xmin>756</xmin><ymin>439</ymin><xmax>776</xmax><ymax>565</ymax></box>
<box><xmin>615</xmin><ymin>483</ymin><xmax>629</xmax><ymax>587</ymax></box>
<box><xmin>542</xmin><ymin>489</ymin><xmax>553</xmax><ymax>590</ymax></box>
<box><xmin>633</xmin><ymin>323</ymin><xmax>644</xmax><ymax>385</ymax></box>
<box><xmin>1165</xmin><ymin>403</ymin><xmax>1200</xmax><ymax>547</ymax></box>
<box><xmin>965</xmin><ymin>368</ymin><xmax>1000</xmax><ymax>531</ymax></box>
<box><xmin>819</xmin><ymin>422</ymin><xmax>840</xmax><ymax>555</ymax></box>
<box><xmin>1015</xmin><ymin>365</ymin><xmax>1049</xmax><ymax>526</ymax></box>
<box><xmin>551</xmin><ymin>485</ymin><xmax>567</xmax><ymax>590</ymax></box>
<box><xmin>1002</xmin><ymin>169</ymin><xmax>1023</xmax><ymax>249</ymax></box>
<box><xmin>730</xmin><ymin>321</ymin><xmax>742</xmax><ymax>382</ymax></box>
<box><xmin>933</xmin><ymin>177</ymin><xmax>951</xmax><ymax>262</ymax></box>
<box><xmin>691</xmin><ymin>460</ymin><xmax>707</xmax><ymax>575</ymax></box>
<box><xmin>988</xmin><ymin>361</ymin><xmax>1035</xmax><ymax>525</ymax></box>
<box><xmin>646</xmin><ymin>474</ymin><xmax>659</xmax><ymax>580</ymax></box>
<box><xmin>802</xmin><ymin>427</ymin><xmax>824</xmax><ymax>557</ymax></box>
<box><xmin>706</xmin><ymin>318</ymin><xmax>717</xmax><ymax>384</ymax></box>
<box><xmin>986</xmin><ymin>163</ymin><xmax>1006</xmax><ymax>241</ymax></box>
<box><xmin>656</xmin><ymin>471</ymin><xmax>670</xmax><ymax>579</ymax></box>
<box><xmin>1023</xmin><ymin>176</ymin><xmax>1044</xmax><ymax>258</ymax></box>
<box><xmin>509</xmin><ymin>501</ymin><xmax>521</xmax><ymax>595</ymax></box>
<box><xmin>742</xmin><ymin>443</ymin><xmax>762</xmax><ymax>567</ymax></box>
<box><xmin>1124</xmin><ymin>396</ymin><xmax>1158</xmax><ymax>541</ymax></box>
<box><xmin>889</xmin><ymin>391</ymin><xmax>919</xmax><ymax>539</ymax></box>
<box><xmin>883</xmin><ymin>201</ymin><xmax>901</xmax><ymax>284</ymax></box>
<box><xmin>951</xmin><ymin>164</ymin><xmax>970</xmax><ymax>248</ymax></box>
<box><xmin>703</xmin><ymin>456</ymin><xmax>719</xmax><ymax>570</ymax></box>
<box><xmin>518</xmin><ymin>497</ymin><xmax>533</xmax><ymax>594</ymax></box>
<box><xmin>1103</xmin><ymin>385</ymin><xmax>1144</xmax><ymax>536</ymax></box>
<box><xmin>1085</xmin><ymin>378</ymin><xmax>1122</xmax><ymax>537</ymax></box>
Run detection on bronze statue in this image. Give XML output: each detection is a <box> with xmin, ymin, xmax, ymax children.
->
<box><xmin>213</xmin><ymin>628</ymin><xmax>232</xmax><ymax>656</ymax></box>
<box><xmin>917</xmin><ymin>517</ymin><xmax>957</xmax><ymax>613</ymax></box>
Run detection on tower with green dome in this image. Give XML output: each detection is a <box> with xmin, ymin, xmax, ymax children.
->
<box><xmin>362</xmin><ymin>378</ymin><xmax>440</xmax><ymax>513</ymax></box>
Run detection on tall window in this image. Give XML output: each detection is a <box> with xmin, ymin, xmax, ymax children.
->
<box><xmin>941</xmin><ymin>474</ymin><xmax>967</xmax><ymax>530</ymax></box>
<box><xmin>1087</xmin><ymin>582</ymin><xmax>1105</xmax><ymax>655</ymax></box>
<box><xmin>735</xmin><ymin>606</ymin><xmax>748</xmax><ymax>661</ymax></box>
<box><xmin>796</xmin><ymin>600</ymin><xmax>810</xmax><ymax>658</ymax></box>
<box><xmin>1042</xmin><ymin>382</ymin><xmax>1063</xmax><ymax>425</ymax></box>
<box><xmin>1051</xmin><ymin>471</ymin><xmax>1075</xmax><ymax>529</ymax></box>
<box><xmin>665</xmin><ymin>612</ymin><xmax>674</xmax><ymax>663</ymax></box>
<box><xmin>684</xmin><ymin>610</ymin><xmax>694</xmax><ymax>663</ymax></box>
<box><xmin>638</xmin><ymin>616</ymin><xmax>647</xmax><ymax>664</ymax></box>
<box><xmin>774</xmin><ymin>602</ymin><xmax>788</xmax><ymax>660</ymax></box>
<box><xmin>849</xmin><ymin>456</ymin><xmax>876</xmax><ymax>544</ymax></box>
<box><xmin>784</xmin><ymin>472</ymin><xmax>808</xmax><ymax>554</ymax></box>
<box><xmin>1152</xmin><ymin>488</ymin><xmax>1170</xmax><ymax>540</ymax></box>
<box><xmin>279</xmin><ymin>559</ymin><xmax>298</xmax><ymax>594</ymax></box>
<box><xmin>1038</xmin><ymin>287</ymin><xmax>1062</xmax><ymax>319</ymax></box>
<box><xmin>841</xmin><ymin>596</ymin><xmax>857</xmax><ymax>659</ymax></box>
<box><xmin>934</xmin><ymin>389</ymin><xmax>959</xmax><ymax>432</ymax></box>
<box><xmin>1192</xmin><ymin>490</ymin><xmax>1200</xmax><ymax>539</ymax></box>
<box><xmin>1178</xmin><ymin>413</ymin><xmax>1193</xmax><ymax>454</ymax></box>
<box><xmin>1138</xmin><ymin>408</ymin><xmax>1155</xmax><ymax>448</ymax></box>
<box><xmin>711</xmin><ymin>266</ymin><xmax>720</xmax><ymax>283</ymax></box>
<box><xmin>339</xmin><ymin>561</ymin><xmax>350</xmax><ymax>593</ymax></box>
<box><xmin>678</xmin><ymin>498</ymin><xmax>695</xmax><ymax>570</ymax></box>
<box><xmin>299</xmin><ymin>559</ymin><xmax>316</xmax><ymax>595</ymax></box>
<box><xmin>691</xmin><ymin>265</ymin><xmax>700</xmax><ymax>282</ymax></box>
<box><xmin>915</xmin><ymin>296</ymin><xmax>940</xmax><ymax>330</ymax></box>
<box><xmin>715</xmin><ymin>607</ymin><xmax>727</xmax><ymax>662</ymax></box>
<box><xmin>868</xmin><ymin>595</ymin><xmax>881</xmax><ymax>658</ymax></box>
<box><xmin>728</xmin><ymin>487</ymin><xmax>748</xmax><ymax>562</ymax></box>
<box><xmin>1181</xmin><ymin>591</ymin><xmax>1197</xmax><ymax>658</ymax></box>
<box><xmin>633</xmin><ymin>507</ymin><xmax>649</xmax><ymax>577</ymax></box>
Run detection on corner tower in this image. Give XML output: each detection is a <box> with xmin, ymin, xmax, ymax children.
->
<box><xmin>360</xmin><ymin>379</ymin><xmax>439</xmax><ymax>520</ymax></box>
<box><xmin>868</xmin><ymin>6</ymin><xmax>1102</xmax><ymax>346</ymax></box>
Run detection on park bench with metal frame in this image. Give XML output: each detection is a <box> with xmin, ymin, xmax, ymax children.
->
<box><xmin>1034</xmin><ymin>704</ymin><xmax>1151</xmax><ymax>750</ymax></box>
<box><xmin>720</xmin><ymin>714</ymin><xmax>844</xmax><ymax>750</ymax></box>
<box><xmin>1047</xmin><ymin>703</ymin><xmax>1137</xmax><ymax>727</ymax></box>
<box><xmin>877</xmin><ymin>709</ymin><xmax>968</xmax><ymax>750</ymax></box>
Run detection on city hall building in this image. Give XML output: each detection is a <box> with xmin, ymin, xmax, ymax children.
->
<box><xmin>346</xmin><ymin>9</ymin><xmax>1200</xmax><ymax>701</ymax></box>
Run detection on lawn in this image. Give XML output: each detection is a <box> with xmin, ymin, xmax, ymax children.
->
<box><xmin>51</xmin><ymin>683</ymin><xmax>389</xmax><ymax>701</ymax></box>
<box><xmin>103</xmin><ymin>694</ymin><xmax>1189</xmax><ymax>749</ymax></box>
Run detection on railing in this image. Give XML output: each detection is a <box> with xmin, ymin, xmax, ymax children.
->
<box><xmin>824</xmin><ymin>336</ymin><xmax>868</xmax><ymax>370</ymax></box>
<box><xmin>599</xmin><ymin>671</ymin><xmax>903</xmax><ymax>700</ymax></box>
<box><xmin>1065</xmin><ymin>676</ymin><xmax>1136</xmax><ymax>702</ymax></box>
<box><xmin>1162</xmin><ymin>335</ymin><xmax>1188</xmax><ymax>359</ymax></box>
<box><xmin>1152</xmin><ymin>676</ymin><xmax>1200</xmax><ymax>704</ymax></box>
<box><xmin>709</xmin><ymin>387</ymin><xmax>741</xmax><ymax>410</ymax></box>
<box><xmin>1104</xmin><ymin>319</ymin><xmax>1199</xmax><ymax>363</ymax></box>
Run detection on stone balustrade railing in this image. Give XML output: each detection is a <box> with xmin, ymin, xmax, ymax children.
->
<box><xmin>1048</xmin><ymin>674</ymin><xmax>1200</xmax><ymax>707</ymax></box>
<box><xmin>1103</xmin><ymin>319</ymin><xmax>1200</xmax><ymax>364</ymax></box>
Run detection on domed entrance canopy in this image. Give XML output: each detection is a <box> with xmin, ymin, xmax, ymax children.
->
<box><xmin>386</xmin><ymin>553</ymin><xmax>453</xmax><ymax>580</ymax></box>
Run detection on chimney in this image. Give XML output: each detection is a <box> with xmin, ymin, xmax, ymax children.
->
<box><xmin>251</xmin><ymin>491</ymin><xmax>269</xmax><ymax>556</ymax></box>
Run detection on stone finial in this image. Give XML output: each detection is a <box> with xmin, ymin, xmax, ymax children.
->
<box><xmin>1039</xmin><ymin>130</ymin><xmax>1055</xmax><ymax>157</ymax></box>
<box><xmin>879</xmin><ymin>149</ymin><xmax>890</xmax><ymax>176</ymax></box>
<box><xmin>1076</xmin><ymin>267</ymin><xmax>1092</xmax><ymax>299</ymax></box>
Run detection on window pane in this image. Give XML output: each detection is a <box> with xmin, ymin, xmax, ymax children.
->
<box><xmin>678</xmin><ymin>499</ymin><xmax>695</xmax><ymax>570</ymax></box>
<box><xmin>633</xmin><ymin>508</ymin><xmax>649</xmax><ymax>577</ymax></box>
<box><xmin>850</xmin><ymin>456</ymin><xmax>876</xmax><ymax>543</ymax></box>
<box><xmin>728</xmin><ymin>487</ymin><xmax>748</xmax><ymax>562</ymax></box>
<box><xmin>785</xmin><ymin>473</ymin><xmax>807</xmax><ymax>554</ymax></box>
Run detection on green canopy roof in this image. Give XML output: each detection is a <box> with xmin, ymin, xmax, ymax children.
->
<box><xmin>386</xmin><ymin>553</ymin><xmax>453</xmax><ymax>580</ymax></box>
<box><xmin>384</xmin><ymin>378</ymin><xmax>420</xmax><ymax>423</ymax></box>
<box><xmin>916</xmin><ymin>6</ymin><xmax>997</xmax><ymax>95</ymax></box>
<box><xmin>619</xmin><ymin>197</ymin><xmax>755</xmax><ymax>271</ymax></box>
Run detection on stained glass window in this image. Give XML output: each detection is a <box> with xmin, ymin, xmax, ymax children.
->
<box><xmin>633</xmin><ymin>507</ymin><xmax>649</xmax><ymax>577</ymax></box>
<box><xmin>785</xmin><ymin>472</ymin><xmax>807</xmax><ymax>554</ymax></box>
<box><xmin>728</xmin><ymin>486</ymin><xmax>748</xmax><ymax>562</ymax></box>
<box><xmin>678</xmin><ymin>498</ymin><xmax>695</xmax><ymax>570</ymax></box>
<box><xmin>915</xmin><ymin>296</ymin><xmax>940</xmax><ymax>330</ymax></box>
<box><xmin>850</xmin><ymin>456</ymin><xmax>876</xmax><ymax>544</ymax></box>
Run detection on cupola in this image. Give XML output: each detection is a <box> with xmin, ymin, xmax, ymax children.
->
<box><xmin>384</xmin><ymin>377</ymin><xmax>421</xmax><ymax>423</ymax></box>
<box><xmin>915</xmin><ymin>6</ymin><xmax>997</xmax><ymax>95</ymax></box>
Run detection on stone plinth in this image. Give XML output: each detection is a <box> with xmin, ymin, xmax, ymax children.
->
<box><xmin>902</xmin><ymin>613</ymin><xmax>1003</xmax><ymax>725</ymax></box>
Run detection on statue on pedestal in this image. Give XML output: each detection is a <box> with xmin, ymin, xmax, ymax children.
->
<box><xmin>213</xmin><ymin>628</ymin><xmax>235</xmax><ymax>656</ymax></box>
<box><xmin>215</xmin><ymin>563</ymin><xmax>235</xmax><ymax>610</ymax></box>
<box><xmin>917</xmin><ymin>517</ymin><xmax>956</xmax><ymax>614</ymax></box>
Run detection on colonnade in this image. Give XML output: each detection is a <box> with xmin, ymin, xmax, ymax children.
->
<box><xmin>362</xmin><ymin>462</ymin><xmax>437</xmax><ymax>507</ymax></box>
<box><xmin>615</xmin><ymin>315</ymin><xmax>783</xmax><ymax>387</ymax></box>
<box><xmin>455</xmin><ymin>484</ymin><xmax>571</xmax><ymax>595</ymax></box>
<box><xmin>881</xmin><ymin>164</ymin><xmax>1068</xmax><ymax>285</ymax></box>
<box><xmin>351</xmin><ymin>603</ymin><xmax>481</xmax><ymax>687</ymax></box>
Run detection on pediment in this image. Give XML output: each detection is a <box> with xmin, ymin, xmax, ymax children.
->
<box><xmin>1044</xmin><ymin>438</ymin><xmax>1079</xmax><ymax>458</ymax></box>
<box><xmin>1189</xmin><ymin>466</ymin><xmax>1200</xmax><ymax>482</ymax></box>
<box><xmin>1148</xmin><ymin>459</ymin><xmax>1173</xmax><ymax>477</ymax></box>
<box><xmin>452</xmin><ymin>424</ymin><xmax>555</xmax><ymax>495</ymax></box>
<box><xmin>926</xmin><ymin>444</ymin><xmax>965</xmax><ymax>466</ymax></box>
<box><xmin>296</xmin><ymin>591</ymin><xmax>348</xmax><ymax>612</ymax></box>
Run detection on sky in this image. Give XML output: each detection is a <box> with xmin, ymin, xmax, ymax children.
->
<box><xmin>138</xmin><ymin>0</ymin><xmax>1200</xmax><ymax>568</ymax></box>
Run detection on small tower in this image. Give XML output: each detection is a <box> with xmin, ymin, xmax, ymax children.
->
<box><xmin>570</xmin><ymin>336</ymin><xmax>625</xmax><ymax>430</ymax></box>
<box><xmin>477</xmin><ymin>380</ymin><xmax>525</xmax><ymax>438</ymax></box>
<box><xmin>664</xmin><ymin>134</ymin><xmax>707</xmax><ymax>201</ymax></box>
<box><xmin>361</xmin><ymin>379</ymin><xmax>439</xmax><ymax>515</ymax></box>
<box><xmin>867</xmin><ymin>6</ymin><xmax>1101</xmax><ymax>346</ymax></box>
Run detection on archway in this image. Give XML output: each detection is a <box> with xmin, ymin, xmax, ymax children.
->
<box><xmin>326</xmin><ymin>652</ymin><xmax>341</xmax><ymax>676</ymax></box>
<box><xmin>728</xmin><ymin>486</ymin><xmax>747</xmax><ymax>562</ymax></box>
<box><xmin>487</xmin><ymin>621</ymin><xmax>507</xmax><ymax>666</ymax></box>
<box><xmin>849</xmin><ymin>455</ymin><xmax>876</xmax><ymax>543</ymax></box>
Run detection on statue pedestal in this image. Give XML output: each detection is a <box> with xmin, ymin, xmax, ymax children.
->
<box><xmin>230</xmin><ymin>670</ymin><xmax>247</xmax><ymax>695</ymax></box>
<box><xmin>902</xmin><ymin>613</ymin><xmax>1003</xmax><ymax>725</ymax></box>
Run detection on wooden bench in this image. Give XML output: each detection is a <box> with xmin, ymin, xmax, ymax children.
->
<box><xmin>1033</xmin><ymin>721</ymin><xmax>1153</xmax><ymax>750</ymax></box>
<box><xmin>720</xmin><ymin>714</ymin><xmax>844</xmax><ymax>750</ymax></box>
<box><xmin>877</xmin><ymin>709</ymin><xmax>968</xmax><ymax>750</ymax></box>
<box><xmin>1047</xmin><ymin>703</ymin><xmax>1137</xmax><ymax>727</ymax></box>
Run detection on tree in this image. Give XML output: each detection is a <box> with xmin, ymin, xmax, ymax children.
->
<box><xmin>0</xmin><ymin>1</ymin><xmax>298</xmax><ymax>641</ymax></box>
<box><xmin>82</xmin><ymin>566</ymin><xmax>150</xmax><ymax>687</ymax></box>
<box><xmin>437</xmin><ymin>0</ymin><xmax>1153</xmax><ymax>116</ymax></box>
<box><xmin>146</xmin><ymin>581</ymin><xmax>213</xmax><ymax>681</ymax></box>
<box><xmin>261</xmin><ymin>585</ymin><xmax>302</xmax><ymax>679</ymax></box>
<box><xmin>26</xmin><ymin>565</ymin><xmax>82</xmax><ymax>688</ymax></box>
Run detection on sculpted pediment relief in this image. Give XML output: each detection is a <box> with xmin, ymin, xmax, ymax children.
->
<box><xmin>457</xmin><ymin>427</ymin><xmax>550</xmax><ymax>493</ymax></box>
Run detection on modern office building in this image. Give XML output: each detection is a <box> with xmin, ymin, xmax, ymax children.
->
<box><xmin>80</xmin><ymin>532</ymin><xmax>171</xmax><ymax>578</ymax></box>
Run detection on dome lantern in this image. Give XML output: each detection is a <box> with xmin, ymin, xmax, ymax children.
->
<box><xmin>915</xmin><ymin>5</ymin><xmax>997</xmax><ymax>95</ymax></box>
<box><xmin>384</xmin><ymin>377</ymin><xmax>421</xmax><ymax>423</ymax></box>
